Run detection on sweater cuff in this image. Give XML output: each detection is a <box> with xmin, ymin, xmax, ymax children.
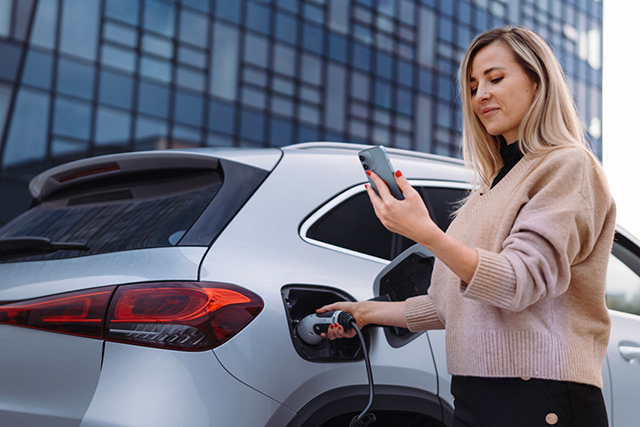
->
<box><xmin>461</xmin><ymin>248</ymin><xmax>517</xmax><ymax>309</ymax></box>
<box><xmin>404</xmin><ymin>295</ymin><xmax>445</xmax><ymax>331</ymax></box>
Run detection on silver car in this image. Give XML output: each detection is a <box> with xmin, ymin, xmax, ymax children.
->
<box><xmin>0</xmin><ymin>142</ymin><xmax>639</xmax><ymax>427</ymax></box>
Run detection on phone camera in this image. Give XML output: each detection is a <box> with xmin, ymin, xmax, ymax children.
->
<box><xmin>363</xmin><ymin>164</ymin><xmax>369</xmax><ymax>170</ymax></box>
<box><xmin>359</xmin><ymin>156</ymin><xmax>365</xmax><ymax>162</ymax></box>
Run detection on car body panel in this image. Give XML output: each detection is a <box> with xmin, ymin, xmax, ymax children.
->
<box><xmin>602</xmin><ymin>354</ymin><xmax>613</xmax><ymax>426</ymax></box>
<box><xmin>79</xmin><ymin>342</ymin><xmax>293</xmax><ymax>427</ymax></box>
<box><xmin>0</xmin><ymin>247</ymin><xmax>206</xmax><ymax>301</ymax></box>
<box><xmin>204</xmin><ymin>148</ymin><xmax>449</xmax><ymax>409</ymax></box>
<box><xmin>0</xmin><ymin>326</ymin><xmax>103</xmax><ymax>427</ymax></box>
<box><xmin>0</xmin><ymin>247</ymin><xmax>206</xmax><ymax>426</ymax></box>
<box><xmin>607</xmin><ymin>311</ymin><xmax>640</xmax><ymax>427</ymax></box>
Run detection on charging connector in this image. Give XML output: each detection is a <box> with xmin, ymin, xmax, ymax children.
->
<box><xmin>297</xmin><ymin>310</ymin><xmax>376</xmax><ymax>426</ymax></box>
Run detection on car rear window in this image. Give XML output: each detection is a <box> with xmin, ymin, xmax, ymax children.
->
<box><xmin>0</xmin><ymin>168</ymin><xmax>222</xmax><ymax>261</ymax></box>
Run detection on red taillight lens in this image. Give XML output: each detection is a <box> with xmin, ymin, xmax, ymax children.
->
<box><xmin>0</xmin><ymin>287</ymin><xmax>115</xmax><ymax>339</ymax></box>
<box><xmin>105</xmin><ymin>282</ymin><xmax>263</xmax><ymax>351</ymax></box>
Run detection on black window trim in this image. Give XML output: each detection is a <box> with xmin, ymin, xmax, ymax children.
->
<box><xmin>299</xmin><ymin>179</ymin><xmax>471</xmax><ymax>264</ymax></box>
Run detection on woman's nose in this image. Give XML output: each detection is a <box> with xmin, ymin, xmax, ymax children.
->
<box><xmin>476</xmin><ymin>89</ymin><xmax>490</xmax><ymax>102</ymax></box>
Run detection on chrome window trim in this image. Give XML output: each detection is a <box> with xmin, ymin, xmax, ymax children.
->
<box><xmin>300</xmin><ymin>180</ymin><xmax>472</xmax><ymax>264</ymax></box>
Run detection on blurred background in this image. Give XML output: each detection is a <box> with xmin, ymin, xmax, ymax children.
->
<box><xmin>0</xmin><ymin>0</ymin><xmax>620</xmax><ymax>231</ymax></box>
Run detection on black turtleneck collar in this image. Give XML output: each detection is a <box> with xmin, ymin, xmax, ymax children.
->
<box><xmin>491</xmin><ymin>142</ymin><xmax>524</xmax><ymax>189</ymax></box>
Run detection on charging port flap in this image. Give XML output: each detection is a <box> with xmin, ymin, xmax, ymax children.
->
<box><xmin>373</xmin><ymin>244</ymin><xmax>436</xmax><ymax>348</ymax></box>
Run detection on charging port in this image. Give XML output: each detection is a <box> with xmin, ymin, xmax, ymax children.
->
<box><xmin>281</xmin><ymin>285</ymin><xmax>365</xmax><ymax>362</ymax></box>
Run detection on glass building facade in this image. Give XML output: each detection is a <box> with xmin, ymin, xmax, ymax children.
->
<box><xmin>0</xmin><ymin>0</ymin><xmax>603</xmax><ymax>225</ymax></box>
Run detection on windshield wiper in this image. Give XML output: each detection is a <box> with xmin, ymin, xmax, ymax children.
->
<box><xmin>0</xmin><ymin>237</ymin><xmax>89</xmax><ymax>261</ymax></box>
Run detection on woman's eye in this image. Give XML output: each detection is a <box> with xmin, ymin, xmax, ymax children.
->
<box><xmin>470</xmin><ymin>88</ymin><xmax>477</xmax><ymax>95</ymax></box>
<box><xmin>491</xmin><ymin>77</ymin><xmax>503</xmax><ymax>84</ymax></box>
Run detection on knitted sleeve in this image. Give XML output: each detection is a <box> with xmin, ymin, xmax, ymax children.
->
<box><xmin>460</xmin><ymin>148</ymin><xmax>615</xmax><ymax>312</ymax></box>
<box><xmin>404</xmin><ymin>294</ymin><xmax>445</xmax><ymax>331</ymax></box>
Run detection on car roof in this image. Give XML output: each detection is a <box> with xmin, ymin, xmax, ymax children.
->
<box><xmin>282</xmin><ymin>142</ymin><xmax>470</xmax><ymax>185</ymax></box>
<box><xmin>283</xmin><ymin>141</ymin><xmax>465</xmax><ymax>166</ymax></box>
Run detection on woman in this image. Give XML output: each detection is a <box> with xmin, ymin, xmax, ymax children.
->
<box><xmin>318</xmin><ymin>26</ymin><xmax>616</xmax><ymax>427</ymax></box>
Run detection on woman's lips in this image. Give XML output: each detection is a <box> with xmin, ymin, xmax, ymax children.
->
<box><xmin>481</xmin><ymin>107</ymin><xmax>499</xmax><ymax>118</ymax></box>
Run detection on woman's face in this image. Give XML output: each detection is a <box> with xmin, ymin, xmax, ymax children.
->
<box><xmin>469</xmin><ymin>41</ymin><xmax>538</xmax><ymax>145</ymax></box>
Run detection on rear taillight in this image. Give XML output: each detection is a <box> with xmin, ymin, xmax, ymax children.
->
<box><xmin>106</xmin><ymin>282</ymin><xmax>263</xmax><ymax>351</ymax></box>
<box><xmin>0</xmin><ymin>282</ymin><xmax>263</xmax><ymax>351</ymax></box>
<box><xmin>0</xmin><ymin>287</ymin><xmax>115</xmax><ymax>338</ymax></box>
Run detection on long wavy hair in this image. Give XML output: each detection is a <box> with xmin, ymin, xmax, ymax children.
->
<box><xmin>458</xmin><ymin>26</ymin><xmax>596</xmax><ymax>190</ymax></box>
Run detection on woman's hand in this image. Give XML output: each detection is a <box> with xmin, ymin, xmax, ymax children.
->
<box><xmin>366</xmin><ymin>170</ymin><xmax>479</xmax><ymax>284</ymax></box>
<box><xmin>365</xmin><ymin>170</ymin><xmax>439</xmax><ymax>244</ymax></box>
<box><xmin>316</xmin><ymin>301</ymin><xmax>361</xmax><ymax>340</ymax></box>
<box><xmin>316</xmin><ymin>301</ymin><xmax>408</xmax><ymax>340</ymax></box>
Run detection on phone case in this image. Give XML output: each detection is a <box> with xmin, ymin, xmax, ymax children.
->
<box><xmin>358</xmin><ymin>146</ymin><xmax>404</xmax><ymax>200</ymax></box>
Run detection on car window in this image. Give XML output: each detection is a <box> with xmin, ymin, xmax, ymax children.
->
<box><xmin>420</xmin><ymin>187</ymin><xmax>466</xmax><ymax>232</ymax></box>
<box><xmin>606</xmin><ymin>243</ymin><xmax>640</xmax><ymax>316</ymax></box>
<box><xmin>306</xmin><ymin>191</ymin><xmax>394</xmax><ymax>260</ymax></box>
<box><xmin>0</xmin><ymin>169</ymin><xmax>222</xmax><ymax>261</ymax></box>
<box><xmin>305</xmin><ymin>185</ymin><xmax>467</xmax><ymax>261</ymax></box>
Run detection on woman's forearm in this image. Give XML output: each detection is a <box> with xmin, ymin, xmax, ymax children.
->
<box><xmin>416</xmin><ymin>227</ymin><xmax>479</xmax><ymax>285</ymax></box>
<box><xmin>357</xmin><ymin>301</ymin><xmax>408</xmax><ymax>328</ymax></box>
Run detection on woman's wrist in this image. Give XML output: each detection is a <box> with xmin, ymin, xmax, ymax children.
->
<box><xmin>415</xmin><ymin>222</ymin><xmax>447</xmax><ymax>253</ymax></box>
<box><xmin>355</xmin><ymin>301</ymin><xmax>371</xmax><ymax>328</ymax></box>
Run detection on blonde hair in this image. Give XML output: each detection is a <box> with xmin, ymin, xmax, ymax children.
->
<box><xmin>458</xmin><ymin>26</ymin><xmax>595</xmax><ymax>189</ymax></box>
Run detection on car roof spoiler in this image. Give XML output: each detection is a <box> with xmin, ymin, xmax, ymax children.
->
<box><xmin>29</xmin><ymin>148</ymin><xmax>282</xmax><ymax>202</ymax></box>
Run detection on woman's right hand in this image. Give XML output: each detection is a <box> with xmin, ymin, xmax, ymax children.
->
<box><xmin>316</xmin><ymin>301</ymin><xmax>364</xmax><ymax>340</ymax></box>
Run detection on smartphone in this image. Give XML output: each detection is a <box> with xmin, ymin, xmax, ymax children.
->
<box><xmin>358</xmin><ymin>146</ymin><xmax>404</xmax><ymax>200</ymax></box>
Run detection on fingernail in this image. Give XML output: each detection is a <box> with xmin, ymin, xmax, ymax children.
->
<box><xmin>329</xmin><ymin>324</ymin><xmax>334</xmax><ymax>329</ymax></box>
<box><xmin>395</xmin><ymin>170</ymin><xmax>402</xmax><ymax>177</ymax></box>
<box><xmin>366</xmin><ymin>171</ymin><xmax>371</xmax><ymax>176</ymax></box>
<box><xmin>364</xmin><ymin>184</ymin><xmax>368</xmax><ymax>189</ymax></box>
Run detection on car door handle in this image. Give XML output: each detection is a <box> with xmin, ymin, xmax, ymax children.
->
<box><xmin>619</xmin><ymin>342</ymin><xmax>640</xmax><ymax>362</ymax></box>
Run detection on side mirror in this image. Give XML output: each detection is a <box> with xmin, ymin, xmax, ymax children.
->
<box><xmin>373</xmin><ymin>244</ymin><xmax>435</xmax><ymax>348</ymax></box>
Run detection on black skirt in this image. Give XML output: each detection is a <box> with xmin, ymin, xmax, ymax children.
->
<box><xmin>451</xmin><ymin>375</ymin><xmax>608</xmax><ymax>427</ymax></box>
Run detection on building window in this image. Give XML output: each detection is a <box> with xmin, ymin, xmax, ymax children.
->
<box><xmin>143</xmin><ymin>0</ymin><xmax>176</xmax><ymax>38</ymax></box>
<box><xmin>99</xmin><ymin>70</ymin><xmax>134</xmax><ymax>110</ymax></box>
<box><xmin>53</xmin><ymin>96</ymin><xmax>92</xmax><ymax>140</ymax></box>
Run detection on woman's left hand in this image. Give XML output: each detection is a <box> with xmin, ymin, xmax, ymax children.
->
<box><xmin>365</xmin><ymin>170</ymin><xmax>438</xmax><ymax>244</ymax></box>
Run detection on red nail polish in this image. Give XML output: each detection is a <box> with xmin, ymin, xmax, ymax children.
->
<box><xmin>329</xmin><ymin>324</ymin><xmax>334</xmax><ymax>329</ymax></box>
<box><xmin>366</xmin><ymin>171</ymin><xmax>371</xmax><ymax>176</ymax></box>
<box><xmin>395</xmin><ymin>170</ymin><xmax>402</xmax><ymax>177</ymax></box>
<box><xmin>364</xmin><ymin>184</ymin><xmax>368</xmax><ymax>189</ymax></box>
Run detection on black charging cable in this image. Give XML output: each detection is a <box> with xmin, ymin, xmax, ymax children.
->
<box><xmin>336</xmin><ymin>312</ymin><xmax>377</xmax><ymax>427</ymax></box>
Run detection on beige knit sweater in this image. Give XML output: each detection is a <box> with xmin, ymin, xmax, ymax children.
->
<box><xmin>404</xmin><ymin>147</ymin><xmax>616</xmax><ymax>389</ymax></box>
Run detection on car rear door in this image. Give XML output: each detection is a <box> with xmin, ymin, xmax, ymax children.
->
<box><xmin>605</xmin><ymin>231</ymin><xmax>640</xmax><ymax>427</ymax></box>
